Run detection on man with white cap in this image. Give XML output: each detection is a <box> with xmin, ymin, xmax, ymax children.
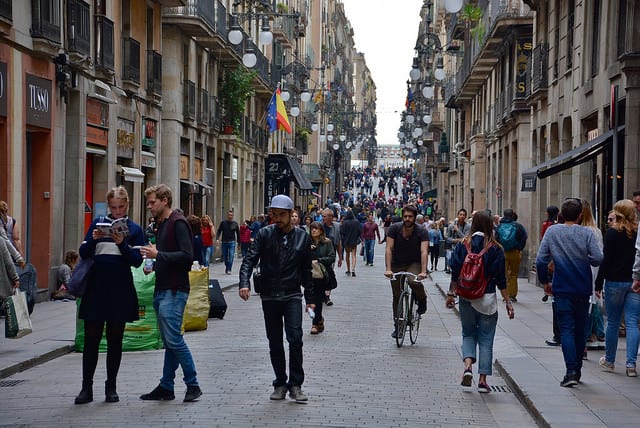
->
<box><xmin>239</xmin><ymin>194</ymin><xmax>315</xmax><ymax>402</ymax></box>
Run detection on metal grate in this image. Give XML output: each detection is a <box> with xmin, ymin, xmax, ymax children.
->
<box><xmin>490</xmin><ymin>384</ymin><xmax>512</xmax><ymax>393</ymax></box>
<box><xmin>0</xmin><ymin>379</ymin><xmax>26</xmax><ymax>387</ymax></box>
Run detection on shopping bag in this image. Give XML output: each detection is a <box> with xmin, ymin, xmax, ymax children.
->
<box><xmin>182</xmin><ymin>268</ymin><xmax>210</xmax><ymax>332</ymax></box>
<box><xmin>67</xmin><ymin>256</ymin><xmax>94</xmax><ymax>297</ymax></box>
<box><xmin>5</xmin><ymin>290</ymin><xmax>33</xmax><ymax>339</ymax></box>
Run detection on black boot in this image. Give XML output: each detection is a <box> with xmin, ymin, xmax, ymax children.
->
<box><xmin>105</xmin><ymin>380</ymin><xmax>119</xmax><ymax>403</ymax></box>
<box><xmin>75</xmin><ymin>381</ymin><xmax>93</xmax><ymax>405</ymax></box>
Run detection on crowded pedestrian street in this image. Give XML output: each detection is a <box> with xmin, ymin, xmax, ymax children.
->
<box><xmin>2</xmin><ymin>238</ymin><xmax>639</xmax><ymax>427</ymax></box>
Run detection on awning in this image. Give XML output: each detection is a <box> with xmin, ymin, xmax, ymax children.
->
<box><xmin>86</xmin><ymin>145</ymin><xmax>107</xmax><ymax>156</ymax></box>
<box><xmin>119</xmin><ymin>166</ymin><xmax>145</xmax><ymax>183</ymax></box>
<box><xmin>521</xmin><ymin>126</ymin><xmax>625</xmax><ymax>192</ymax></box>
<box><xmin>180</xmin><ymin>180</ymin><xmax>198</xmax><ymax>193</ymax></box>
<box><xmin>285</xmin><ymin>156</ymin><xmax>313</xmax><ymax>196</ymax></box>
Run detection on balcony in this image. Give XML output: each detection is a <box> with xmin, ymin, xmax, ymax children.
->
<box><xmin>95</xmin><ymin>15</ymin><xmax>114</xmax><ymax>74</ymax></box>
<box><xmin>67</xmin><ymin>0</ymin><xmax>90</xmax><ymax>57</ymax></box>
<box><xmin>209</xmin><ymin>94</ymin><xmax>221</xmax><ymax>131</ymax></box>
<box><xmin>452</xmin><ymin>1</ymin><xmax>533</xmax><ymax>104</ymax></box>
<box><xmin>122</xmin><ymin>37</ymin><xmax>140</xmax><ymax>85</ymax></box>
<box><xmin>146</xmin><ymin>50</ymin><xmax>162</xmax><ymax>96</ymax></box>
<box><xmin>31</xmin><ymin>0</ymin><xmax>61</xmax><ymax>54</ymax></box>
<box><xmin>526</xmin><ymin>43</ymin><xmax>548</xmax><ymax>100</ymax></box>
<box><xmin>272</xmin><ymin>15</ymin><xmax>296</xmax><ymax>49</ymax></box>
<box><xmin>198</xmin><ymin>88</ymin><xmax>208</xmax><ymax>126</ymax></box>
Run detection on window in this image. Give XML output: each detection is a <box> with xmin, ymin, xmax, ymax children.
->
<box><xmin>95</xmin><ymin>15</ymin><xmax>114</xmax><ymax>71</ymax></box>
<box><xmin>567</xmin><ymin>0</ymin><xmax>574</xmax><ymax>71</ymax></box>
<box><xmin>590</xmin><ymin>0</ymin><xmax>600</xmax><ymax>77</ymax></box>
<box><xmin>0</xmin><ymin>0</ymin><xmax>12</xmax><ymax>21</ymax></box>
<box><xmin>122</xmin><ymin>37</ymin><xmax>141</xmax><ymax>83</ymax></box>
<box><xmin>31</xmin><ymin>0</ymin><xmax>61</xmax><ymax>43</ymax></box>
<box><xmin>617</xmin><ymin>0</ymin><xmax>627</xmax><ymax>57</ymax></box>
<box><xmin>67</xmin><ymin>0</ymin><xmax>90</xmax><ymax>55</ymax></box>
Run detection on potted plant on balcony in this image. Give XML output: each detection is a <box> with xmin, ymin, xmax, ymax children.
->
<box><xmin>460</xmin><ymin>4</ymin><xmax>485</xmax><ymax>43</ymax></box>
<box><xmin>276</xmin><ymin>2</ymin><xmax>288</xmax><ymax>14</ymax></box>
<box><xmin>219</xmin><ymin>66</ymin><xmax>257</xmax><ymax>134</ymax></box>
<box><xmin>295</xmin><ymin>127</ymin><xmax>311</xmax><ymax>154</ymax></box>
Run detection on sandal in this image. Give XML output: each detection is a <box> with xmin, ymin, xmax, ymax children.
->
<box><xmin>310</xmin><ymin>325</ymin><xmax>319</xmax><ymax>335</ymax></box>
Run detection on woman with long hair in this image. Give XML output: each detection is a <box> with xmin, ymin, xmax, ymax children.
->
<box><xmin>200</xmin><ymin>215</ymin><xmax>215</xmax><ymax>267</ymax></box>
<box><xmin>308</xmin><ymin>221</ymin><xmax>336</xmax><ymax>334</ymax></box>
<box><xmin>595</xmin><ymin>199</ymin><xmax>639</xmax><ymax>377</ymax></box>
<box><xmin>446</xmin><ymin>210</ymin><xmax>514</xmax><ymax>393</ymax></box>
<box><xmin>75</xmin><ymin>186</ymin><xmax>145</xmax><ymax>404</ymax></box>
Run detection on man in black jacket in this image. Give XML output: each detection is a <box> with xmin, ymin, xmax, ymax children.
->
<box><xmin>216</xmin><ymin>210</ymin><xmax>240</xmax><ymax>275</ymax></box>
<box><xmin>239</xmin><ymin>194</ymin><xmax>314</xmax><ymax>402</ymax></box>
<box><xmin>139</xmin><ymin>184</ymin><xmax>202</xmax><ymax>403</ymax></box>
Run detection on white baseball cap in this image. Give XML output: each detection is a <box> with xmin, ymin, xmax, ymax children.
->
<box><xmin>269</xmin><ymin>194</ymin><xmax>294</xmax><ymax>210</ymax></box>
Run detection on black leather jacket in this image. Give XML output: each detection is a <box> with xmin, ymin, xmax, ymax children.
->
<box><xmin>239</xmin><ymin>224</ymin><xmax>313</xmax><ymax>299</ymax></box>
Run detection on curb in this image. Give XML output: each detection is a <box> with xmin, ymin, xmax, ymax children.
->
<box><xmin>0</xmin><ymin>344</ymin><xmax>75</xmax><ymax>380</ymax></box>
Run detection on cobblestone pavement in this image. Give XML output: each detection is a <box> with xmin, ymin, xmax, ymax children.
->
<box><xmin>0</xmin><ymin>242</ymin><xmax>535</xmax><ymax>427</ymax></box>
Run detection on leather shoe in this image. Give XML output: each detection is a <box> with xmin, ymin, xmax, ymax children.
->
<box><xmin>74</xmin><ymin>388</ymin><xmax>93</xmax><ymax>405</ymax></box>
<box><xmin>140</xmin><ymin>384</ymin><xmax>175</xmax><ymax>401</ymax></box>
<box><xmin>105</xmin><ymin>382</ymin><xmax>119</xmax><ymax>403</ymax></box>
<box><xmin>183</xmin><ymin>385</ymin><xmax>202</xmax><ymax>402</ymax></box>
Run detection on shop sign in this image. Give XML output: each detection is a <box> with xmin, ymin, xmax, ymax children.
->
<box><xmin>116</xmin><ymin>118</ymin><xmax>134</xmax><ymax>158</ymax></box>
<box><xmin>26</xmin><ymin>74</ymin><xmax>52</xmax><ymax>129</ymax></box>
<box><xmin>141</xmin><ymin>152</ymin><xmax>156</xmax><ymax>168</ymax></box>
<box><xmin>515</xmin><ymin>39</ymin><xmax>532</xmax><ymax>97</ymax></box>
<box><xmin>142</xmin><ymin>118</ymin><xmax>156</xmax><ymax>147</ymax></box>
<box><xmin>0</xmin><ymin>62</ymin><xmax>6</xmax><ymax>117</ymax></box>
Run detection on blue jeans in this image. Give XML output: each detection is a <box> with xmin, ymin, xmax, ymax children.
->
<box><xmin>459</xmin><ymin>298</ymin><xmax>498</xmax><ymax>375</ymax></box>
<box><xmin>364</xmin><ymin>239</ymin><xmax>375</xmax><ymax>264</ymax></box>
<box><xmin>153</xmin><ymin>289</ymin><xmax>198</xmax><ymax>390</ymax></box>
<box><xmin>261</xmin><ymin>297</ymin><xmax>304</xmax><ymax>387</ymax></box>
<box><xmin>201</xmin><ymin>246</ymin><xmax>213</xmax><ymax>267</ymax></box>
<box><xmin>221</xmin><ymin>241</ymin><xmax>236</xmax><ymax>272</ymax></box>
<box><xmin>554</xmin><ymin>294</ymin><xmax>589</xmax><ymax>374</ymax></box>
<box><xmin>604</xmin><ymin>280</ymin><xmax>640</xmax><ymax>368</ymax></box>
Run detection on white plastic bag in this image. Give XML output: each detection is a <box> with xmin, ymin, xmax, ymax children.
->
<box><xmin>5</xmin><ymin>290</ymin><xmax>33</xmax><ymax>338</ymax></box>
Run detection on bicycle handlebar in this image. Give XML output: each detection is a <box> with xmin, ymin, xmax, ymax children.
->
<box><xmin>388</xmin><ymin>271</ymin><xmax>430</xmax><ymax>281</ymax></box>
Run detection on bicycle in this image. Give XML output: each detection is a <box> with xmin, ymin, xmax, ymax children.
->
<box><xmin>389</xmin><ymin>271</ymin><xmax>430</xmax><ymax>347</ymax></box>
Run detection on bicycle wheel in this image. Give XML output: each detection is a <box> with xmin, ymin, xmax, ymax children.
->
<box><xmin>409</xmin><ymin>294</ymin><xmax>421</xmax><ymax>344</ymax></box>
<box><xmin>395</xmin><ymin>288</ymin><xmax>410</xmax><ymax>348</ymax></box>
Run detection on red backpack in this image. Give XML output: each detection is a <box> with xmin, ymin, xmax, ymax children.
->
<box><xmin>455</xmin><ymin>240</ymin><xmax>493</xmax><ymax>300</ymax></box>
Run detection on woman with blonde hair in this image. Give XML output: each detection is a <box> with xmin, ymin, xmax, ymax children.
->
<box><xmin>201</xmin><ymin>215</ymin><xmax>216</xmax><ymax>267</ymax></box>
<box><xmin>595</xmin><ymin>199</ymin><xmax>639</xmax><ymax>377</ymax></box>
<box><xmin>75</xmin><ymin>186</ymin><xmax>145</xmax><ymax>404</ymax></box>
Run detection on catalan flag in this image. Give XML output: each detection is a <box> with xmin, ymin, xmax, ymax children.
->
<box><xmin>267</xmin><ymin>88</ymin><xmax>292</xmax><ymax>133</ymax></box>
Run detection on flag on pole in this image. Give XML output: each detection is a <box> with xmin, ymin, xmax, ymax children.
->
<box><xmin>405</xmin><ymin>87</ymin><xmax>415</xmax><ymax>112</ymax></box>
<box><xmin>267</xmin><ymin>88</ymin><xmax>292</xmax><ymax>133</ymax></box>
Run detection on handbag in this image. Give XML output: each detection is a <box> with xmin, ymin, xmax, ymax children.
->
<box><xmin>67</xmin><ymin>256</ymin><xmax>94</xmax><ymax>297</ymax></box>
<box><xmin>252</xmin><ymin>269</ymin><xmax>263</xmax><ymax>294</ymax></box>
<box><xmin>311</xmin><ymin>261</ymin><xmax>326</xmax><ymax>279</ymax></box>
<box><xmin>5</xmin><ymin>290</ymin><xmax>33</xmax><ymax>339</ymax></box>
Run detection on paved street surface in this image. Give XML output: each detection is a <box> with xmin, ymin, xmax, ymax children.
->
<box><xmin>1</xmin><ymin>239</ymin><xmax>639</xmax><ymax>427</ymax></box>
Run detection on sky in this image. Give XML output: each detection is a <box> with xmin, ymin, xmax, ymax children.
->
<box><xmin>341</xmin><ymin>0</ymin><xmax>424</xmax><ymax>146</ymax></box>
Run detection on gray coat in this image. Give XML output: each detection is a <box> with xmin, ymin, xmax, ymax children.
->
<box><xmin>0</xmin><ymin>237</ymin><xmax>19</xmax><ymax>298</ymax></box>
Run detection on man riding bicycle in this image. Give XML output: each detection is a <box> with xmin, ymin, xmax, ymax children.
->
<box><xmin>384</xmin><ymin>205</ymin><xmax>429</xmax><ymax>338</ymax></box>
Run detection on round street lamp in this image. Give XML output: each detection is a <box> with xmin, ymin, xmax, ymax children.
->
<box><xmin>445</xmin><ymin>0</ymin><xmax>464</xmax><ymax>14</ymax></box>
<box><xmin>228</xmin><ymin>14</ymin><xmax>243</xmax><ymax>45</ymax></box>
<box><xmin>258</xmin><ymin>16</ymin><xmax>273</xmax><ymax>45</ymax></box>
<box><xmin>332</xmin><ymin>143</ymin><xmax>340</xmax><ymax>151</ymax></box>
